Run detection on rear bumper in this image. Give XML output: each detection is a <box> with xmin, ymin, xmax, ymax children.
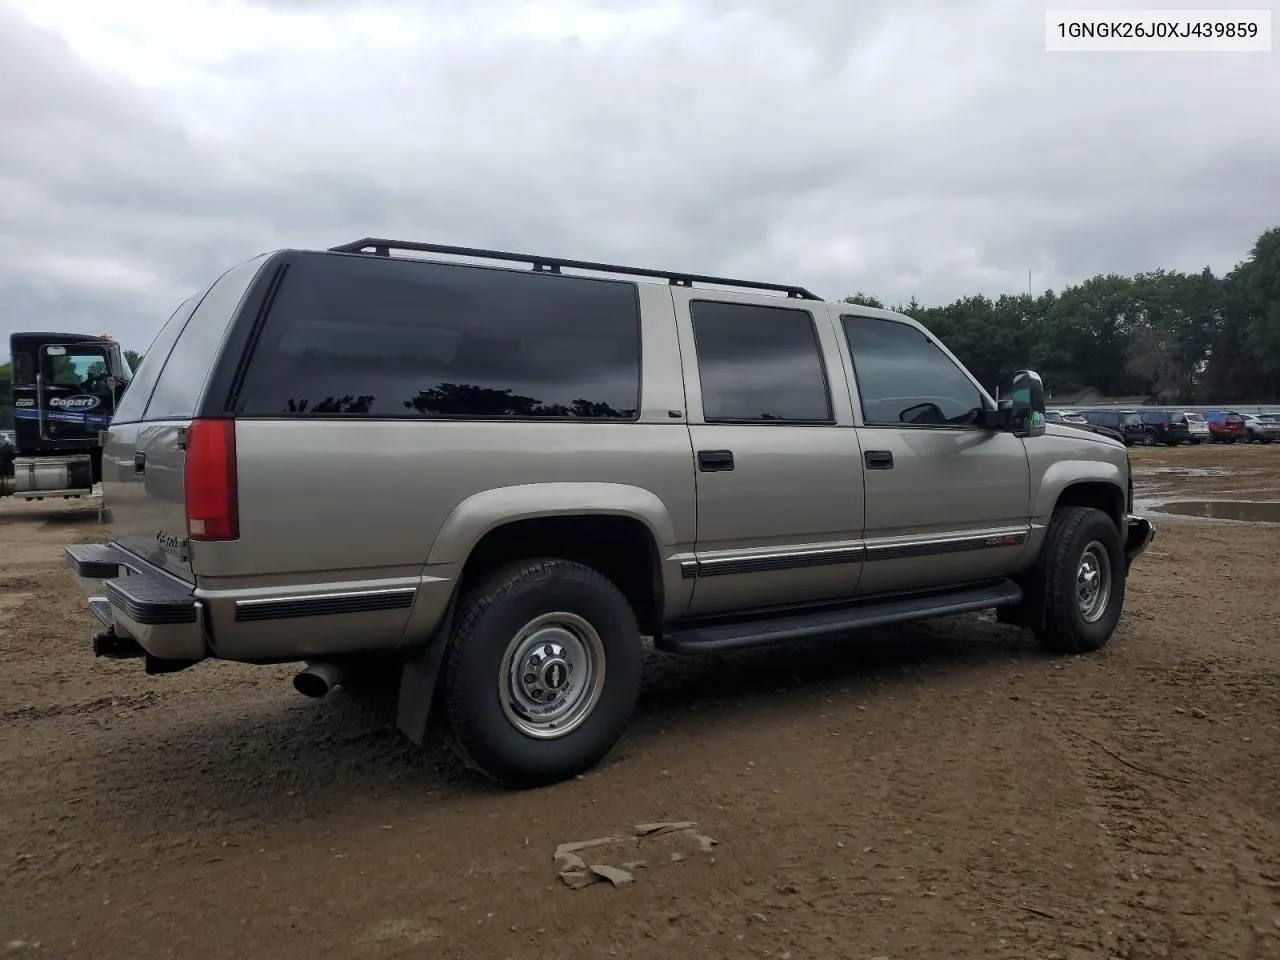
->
<box><xmin>1124</xmin><ymin>515</ymin><xmax>1155</xmax><ymax>566</ymax></box>
<box><xmin>65</xmin><ymin>543</ymin><xmax>206</xmax><ymax>662</ymax></box>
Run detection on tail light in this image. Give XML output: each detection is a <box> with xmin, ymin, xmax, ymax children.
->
<box><xmin>184</xmin><ymin>418</ymin><xmax>239</xmax><ymax>541</ymax></box>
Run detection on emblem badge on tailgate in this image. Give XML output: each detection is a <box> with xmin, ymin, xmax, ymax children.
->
<box><xmin>156</xmin><ymin>530</ymin><xmax>189</xmax><ymax>561</ymax></box>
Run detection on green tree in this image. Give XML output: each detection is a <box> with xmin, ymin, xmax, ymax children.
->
<box><xmin>836</xmin><ymin>224</ymin><xmax>1280</xmax><ymax>404</ymax></box>
<box><xmin>842</xmin><ymin>292</ymin><xmax>884</xmax><ymax>309</ymax></box>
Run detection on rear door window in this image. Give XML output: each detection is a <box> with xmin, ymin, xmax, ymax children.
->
<box><xmin>689</xmin><ymin>301</ymin><xmax>833</xmax><ymax>423</ymax></box>
<box><xmin>234</xmin><ymin>253</ymin><xmax>642</xmax><ymax>420</ymax></box>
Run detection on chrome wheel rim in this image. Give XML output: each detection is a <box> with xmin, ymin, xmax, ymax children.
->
<box><xmin>1076</xmin><ymin>541</ymin><xmax>1112</xmax><ymax>623</ymax></box>
<box><xmin>498</xmin><ymin>612</ymin><xmax>606</xmax><ymax>740</ymax></box>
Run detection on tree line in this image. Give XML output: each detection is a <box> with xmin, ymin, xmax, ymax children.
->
<box><xmin>843</xmin><ymin>226</ymin><xmax>1280</xmax><ymax>404</ymax></box>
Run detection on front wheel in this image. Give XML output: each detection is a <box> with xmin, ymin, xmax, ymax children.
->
<box><xmin>1035</xmin><ymin>506</ymin><xmax>1126</xmax><ymax>654</ymax></box>
<box><xmin>440</xmin><ymin>558</ymin><xmax>645</xmax><ymax>789</ymax></box>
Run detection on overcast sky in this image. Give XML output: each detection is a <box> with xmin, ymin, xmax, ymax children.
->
<box><xmin>2</xmin><ymin>0</ymin><xmax>1278</xmax><ymax>354</ymax></box>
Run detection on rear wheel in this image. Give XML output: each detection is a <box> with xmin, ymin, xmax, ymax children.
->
<box><xmin>1035</xmin><ymin>506</ymin><xmax>1125</xmax><ymax>654</ymax></box>
<box><xmin>440</xmin><ymin>558</ymin><xmax>645</xmax><ymax>789</ymax></box>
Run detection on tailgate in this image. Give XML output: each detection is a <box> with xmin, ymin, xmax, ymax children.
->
<box><xmin>102</xmin><ymin>421</ymin><xmax>194</xmax><ymax>582</ymax></box>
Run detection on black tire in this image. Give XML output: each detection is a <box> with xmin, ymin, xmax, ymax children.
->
<box><xmin>1035</xmin><ymin>506</ymin><xmax>1126</xmax><ymax>655</ymax></box>
<box><xmin>440</xmin><ymin>558</ymin><xmax>645</xmax><ymax>789</ymax></box>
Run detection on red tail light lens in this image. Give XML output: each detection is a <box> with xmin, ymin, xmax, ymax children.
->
<box><xmin>184</xmin><ymin>418</ymin><xmax>239</xmax><ymax>541</ymax></box>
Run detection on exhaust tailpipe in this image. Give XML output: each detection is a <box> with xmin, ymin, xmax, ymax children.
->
<box><xmin>293</xmin><ymin>661</ymin><xmax>348</xmax><ymax>698</ymax></box>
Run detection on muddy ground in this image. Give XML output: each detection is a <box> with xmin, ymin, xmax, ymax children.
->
<box><xmin>2</xmin><ymin>444</ymin><xmax>1279</xmax><ymax>960</ymax></box>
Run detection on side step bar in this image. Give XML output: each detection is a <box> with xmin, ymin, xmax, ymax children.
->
<box><xmin>663</xmin><ymin>579</ymin><xmax>1023</xmax><ymax>654</ymax></box>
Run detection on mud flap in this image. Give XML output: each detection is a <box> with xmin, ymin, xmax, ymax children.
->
<box><xmin>996</xmin><ymin>554</ymin><xmax>1050</xmax><ymax>631</ymax></box>
<box><xmin>396</xmin><ymin>593</ymin><xmax>459</xmax><ymax>746</ymax></box>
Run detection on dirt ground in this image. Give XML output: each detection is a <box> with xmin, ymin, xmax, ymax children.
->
<box><xmin>2</xmin><ymin>444</ymin><xmax>1279</xmax><ymax>960</ymax></box>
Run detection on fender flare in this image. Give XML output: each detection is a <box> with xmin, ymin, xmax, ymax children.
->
<box><xmin>425</xmin><ymin>482</ymin><xmax>678</xmax><ymax>567</ymax></box>
<box><xmin>399</xmin><ymin>482</ymin><xmax>681</xmax><ymax>743</ymax></box>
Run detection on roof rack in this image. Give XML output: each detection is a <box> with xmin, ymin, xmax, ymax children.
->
<box><xmin>327</xmin><ymin>237</ymin><xmax>821</xmax><ymax>300</ymax></box>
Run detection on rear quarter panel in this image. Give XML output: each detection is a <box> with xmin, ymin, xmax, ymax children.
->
<box><xmin>196</xmin><ymin>279</ymin><xmax>697</xmax><ymax>660</ymax></box>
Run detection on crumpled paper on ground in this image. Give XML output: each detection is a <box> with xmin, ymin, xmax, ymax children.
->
<box><xmin>554</xmin><ymin>821</ymin><xmax>718</xmax><ymax>889</ymax></box>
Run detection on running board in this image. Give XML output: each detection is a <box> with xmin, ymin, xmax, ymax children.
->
<box><xmin>662</xmin><ymin>579</ymin><xmax>1024</xmax><ymax>654</ymax></box>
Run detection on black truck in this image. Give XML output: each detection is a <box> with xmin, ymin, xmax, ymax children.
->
<box><xmin>1</xmin><ymin>332</ymin><xmax>132</xmax><ymax>500</ymax></box>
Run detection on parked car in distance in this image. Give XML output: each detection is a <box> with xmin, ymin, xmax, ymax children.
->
<box><xmin>1047</xmin><ymin>408</ymin><xmax>1088</xmax><ymax>425</ymax></box>
<box><xmin>62</xmin><ymin>236</ymin><xmax>1156</xmax><ymax>789</ymax></box>
<box><xmin>1181</xmin><ymin>412</ymin><xmax>1211</xmax><ymax>443</ymax></box>
<box><xmin>1138</xmin><ymin>410</ymin><xmax>1192</xmax><ymax>446</ymax></box>
<box><xmin>1242</xmin><ymin>413</ymin><xmax>1280</xmax><ymax>443</ymax></box>
<box><xmin>1078</xmin><ymin>409</ymin><xmax>1146</xmax><ymax>446</ymax></box>
<box><xmin>1204</xmin><ymin>410</ymin><xmax>1247</xmax><ymax>443</ymax></box>
<box><xmin>1047</xmin><ymin>410</ymin><xmax>1125</xmax><ymax>444</ymax></box>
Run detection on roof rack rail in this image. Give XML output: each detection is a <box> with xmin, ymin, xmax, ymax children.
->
<box><xmin>326</xmin><ymin>237</ymin><xmax>821</xmax><ymax>300</ymax></box>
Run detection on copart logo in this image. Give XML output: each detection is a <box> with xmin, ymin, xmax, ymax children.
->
<box><xmin>15</xmin><ymin>398</ymin><xmax>34</xmax><ymax>408</ymax></box>
<box><xmin>48</xmin><ymin>395</ymin><xmax>101</xmax><ymax>411</ymax></box>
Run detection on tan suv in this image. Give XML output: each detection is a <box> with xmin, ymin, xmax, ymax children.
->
<box><xmin>66</xmin><ymin>238</ymin><xmax>1155</xmax><ymax>788</ymax></box>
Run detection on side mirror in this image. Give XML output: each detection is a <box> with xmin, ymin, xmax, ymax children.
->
<box><xmin>999</xmin><ymin>370</ymin><xmax>1046</xmax><ymax>438</ymax></box>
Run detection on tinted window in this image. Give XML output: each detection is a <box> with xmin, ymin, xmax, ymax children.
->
<box><xmin>689</xmin><ymin>300</ymin><xmax>832</xmax><ymax>423</ymax></box>
<box><xmin>144</xmin><ymin>256</ymin><xmax>268</xmax><ymax>421</ymax></box>
<box><xmin>841</xmin><ymin>315</ymin><xmax>984</xmax><ymax>426</ymax></box>
<box><xmin>236</xmin><ymin>253</ymin><xmax>641</xmax><ymax>420</ymax></box>
<box><xmin>110</xmin><ymin>295</ymin><xmax>203</xmax><ymax>424</ymax></box>
<box><xmin>12</xmin><ymin>353</ymin><xmax>34</xmax><ymax>385</ymax></box>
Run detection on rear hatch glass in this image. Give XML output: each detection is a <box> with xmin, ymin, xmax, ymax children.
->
<box><xmin>103</xmin><ymin>256</ymin><xmax>268</xmax><ymax>581</ymax></box>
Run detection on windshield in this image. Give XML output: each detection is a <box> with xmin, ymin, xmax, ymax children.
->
<box><xmin>1185</xmin><ymin>413</ymin><xmax>1205</xmax><ymax>422</ymax></box>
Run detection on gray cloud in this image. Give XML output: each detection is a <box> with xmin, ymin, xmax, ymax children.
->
<box><xmin>2</xmin><ymin>0</ymin><xmax>1278</xmax><ymax>355</ymax></box>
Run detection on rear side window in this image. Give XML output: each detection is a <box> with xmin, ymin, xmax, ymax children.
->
<box><xmin>143</xmin><ymin>256</ymin><xmax>268</xmax><ymax>421</ymax></box>
<box><xmin>235</xmin><ymin>253</ymin><xmax>641</xmax><ymax>420</ymax></box>
<box><xmin>11</xmin><ymin>353</ymin><xmax>34</xmax><ymax>385</ymax></box>
<box><xmin>690</xmin><ymin>300</ymin><xmax>832</xmax><ymax>423</ymax></box>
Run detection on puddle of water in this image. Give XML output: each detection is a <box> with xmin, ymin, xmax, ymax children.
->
<box><xmin>1137</xmin><ymin>467</ymin><xmax>1231</xmax><ymax>478</ymax></box>
<box><xmin>1152</xmin><ymin>499</ymin><xmax>1280</xmax><ymax>523</ymax></box>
